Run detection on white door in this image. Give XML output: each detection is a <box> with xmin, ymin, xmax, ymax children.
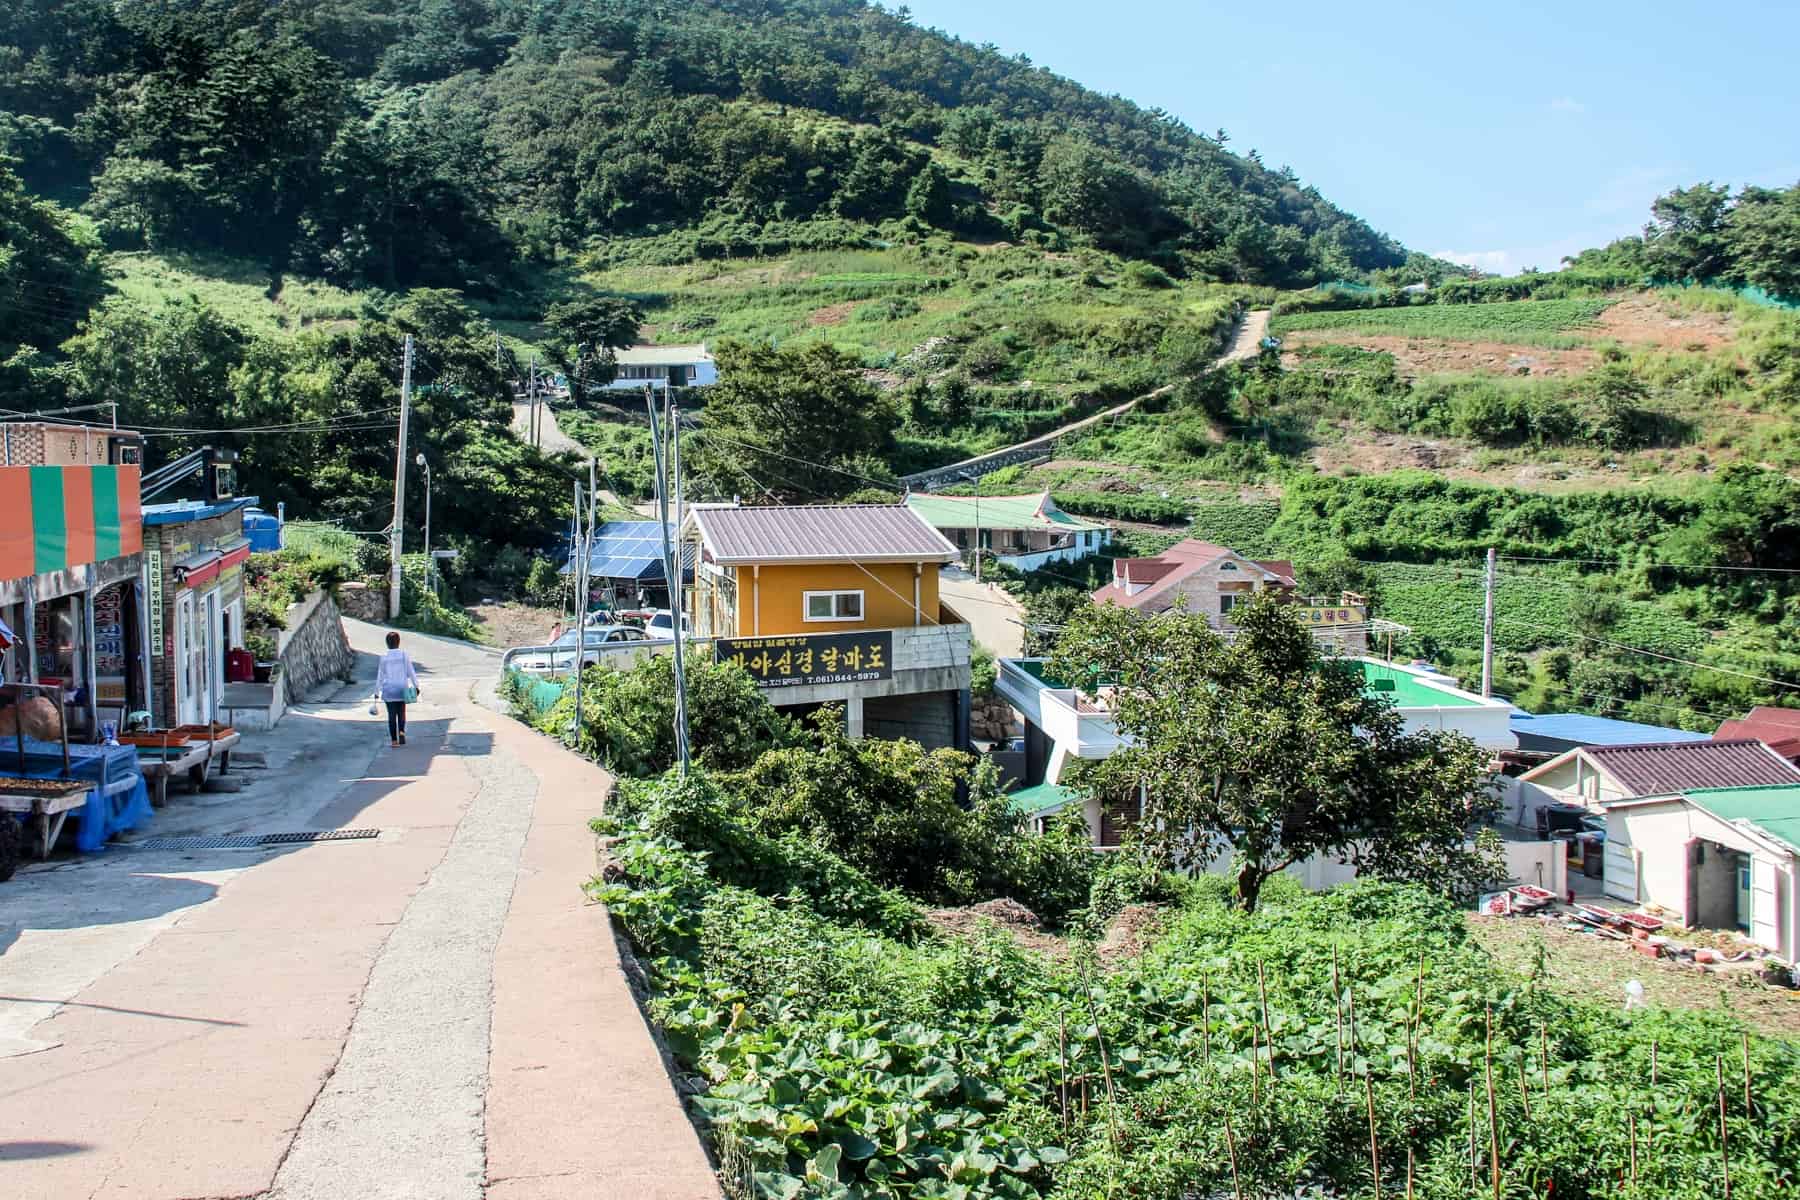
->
<box><xmin>204</xmin><ymin>590</ymin><xmax>222</xmax><ymax>722</ymax></box>
<box><xmin>175</xmin><ymin>592</ymin><xmax>201</xmax><ymax>725</ymax></box>
<box><xmin>1749</xmin><ymin>857</ymin><xmax>1782</xmax><ymax>954</ymax></box>
<box><xmin>1603</xmin><ymin>840</ymin><xmax>1640</xmax><ymax>903</ymax></box>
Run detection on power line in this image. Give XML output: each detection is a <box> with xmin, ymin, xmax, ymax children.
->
<box><xmin>1499</xmin><ymin>554</ymin><xmax>1800</xmax><ymax>577</ymax></box>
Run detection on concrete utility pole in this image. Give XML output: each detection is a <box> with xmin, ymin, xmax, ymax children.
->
<box><xmin>388</xmin><ymin>335</ymin><xmax>414</xmax><ymax>619</ymax></box>
<box><xmin>647</xmin><ymin>387</ymin><xmax>691</xmax><ymax>775</ymax></box>
<box><xmin>1481</xmin><ymin>546</ymin><xmax>1497</xmax><ymax>698</ymax></box>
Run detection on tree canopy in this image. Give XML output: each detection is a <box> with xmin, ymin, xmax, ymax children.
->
<box><xmin>1050</xmin><ymin>596</ymin><xmax>1498</xmax><ymax>912</ymax></box>
<box><xmin>0</xmin><ymin>0</ymin><xmax>1408</xmax><ymax>287</ymax></box>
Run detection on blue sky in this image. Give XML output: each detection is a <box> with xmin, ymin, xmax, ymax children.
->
<box><xmin>898</xmin><ymin>1</ymin><xmax>1800</xmax><ymax>273</ymax></box>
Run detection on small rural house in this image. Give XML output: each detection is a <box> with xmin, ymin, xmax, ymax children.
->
<box><xmin>1515</xmin><ymin>739</ymin><xmax>1800</xmax><ymax>912</ymax></box>
<box><xmin>1604</xmin><ymin>784</ymin><xmax>1800</xmax><ymax>961</ymax></box>
<box><xmin>1091</xmin><ymin>538</ymin><xmax>1371</xmax><ymax>653</ymax></box>
<box><xmin>682</xmin><ymin>505</ymin><xmax>972</xmax><ymax>748</ymax></box>
<box><xmin>143</xmin><ymin>497</ymin><xmax>258</xmax><ymax>728</ymax></box>
<box><xmin>904</xmin><ymin>492</ymin><xmax>1111</xmax><ymax>572</ymax></box>
<box><xmin>996</xmin><ymin>655</ymin><xmax>1517</xmax><ymax>850</ymax></box>
<box><xmin>603</xmin><ymin>345</ymin><xmax>717</xmax><ymax>391</ymax></box>
<box><xmin>1715</xmin><ymin>707</ymin><xmax>1800</xmax><ymax>765</ymax></box>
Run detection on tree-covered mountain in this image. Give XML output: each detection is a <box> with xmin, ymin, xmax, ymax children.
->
<box><xmin>0</xmin><ymin>0</ymin><xmax>1408</xmax><ymax>290</ymax></box>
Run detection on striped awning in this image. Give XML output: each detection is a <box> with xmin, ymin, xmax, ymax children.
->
<box><xmin>0</xmin><ymin>465</ymin><xmax>143</xmax><ymax>580</ymax></box>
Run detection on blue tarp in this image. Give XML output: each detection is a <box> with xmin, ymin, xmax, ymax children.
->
<box><xmin>3</xmin><ymin>738</ymin><xmax>153</xmax><ymax>852</ymax></box>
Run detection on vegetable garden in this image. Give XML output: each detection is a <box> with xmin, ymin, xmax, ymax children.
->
<box><xmin>595</xmin><ymin>778</ymin><xmax>1800</xmax><ymax>1199</ymax></box>
<box><xmin>1271</xmin><ymin>299</ymin><xmax>1616</xmax><ymax>343</ymax></box>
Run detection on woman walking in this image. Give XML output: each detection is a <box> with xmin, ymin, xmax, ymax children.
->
<box><xmin>376</xmin><ymin>631</ymin><xmax>421</xmax><ymax>746</ymax></box>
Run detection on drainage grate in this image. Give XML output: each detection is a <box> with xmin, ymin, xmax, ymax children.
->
<box><xmin>129</xmin><ymin>828</ymin><xmax>381</xmax><ymax>851</ymax></box>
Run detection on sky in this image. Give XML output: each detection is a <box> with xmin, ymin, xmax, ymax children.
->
<box><xmin>897</xmin><ymin>0</ymin><xmax>1800</xmax><ymax>273</ymax></box>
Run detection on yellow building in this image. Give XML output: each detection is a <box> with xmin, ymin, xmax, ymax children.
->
<box><xmin>682</xmin><ymin>505</ymin><xmax>972</xmax><ymax>746</ymax></box>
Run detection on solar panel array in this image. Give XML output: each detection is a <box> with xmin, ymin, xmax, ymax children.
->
<box><xmin>577</xmin><ymin>521</ymin><xmax>671</xmax><ymax>580</ymax></box>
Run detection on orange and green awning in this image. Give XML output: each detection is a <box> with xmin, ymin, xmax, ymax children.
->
<box><xmin>0</xmin><ymin>465</ymin><xmax>143</xmax><ymax>580</ymax></box>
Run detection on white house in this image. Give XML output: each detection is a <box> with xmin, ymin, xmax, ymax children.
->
<box><xmin>904</xmin><ymin>492</ymin><xmax>1111</xmax><ymax>573</ymax></box>
<box><xmin>996</xmin><ymin>655</ymin><xmax>1517</xmax><ymax>848</ymax></box>
<box><xmin>1514</xmin><ymin>739</ymin><xmax>1800</xmax><ymax>910</ymax></box>
<box><xmin>605</xmin><ymin>344</ymin><xmax>718</xmax><ymax>390</ymax></box>
<box><xmin>1604</xmin><ymin>784</ymin><xmax>1800</xmax><ymax>962</ymax></box>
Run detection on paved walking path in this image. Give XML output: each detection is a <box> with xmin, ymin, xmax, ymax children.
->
<box><xmin>0</xmin><ymin>621</ymin><xmax>717</xmax><ymax>1200</ymax></box>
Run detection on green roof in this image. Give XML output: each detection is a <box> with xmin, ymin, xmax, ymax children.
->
<box><xmin>906</xmin><ymin>492</ymin><xmax>1107</xmax><ymax>534</ymax></box>
<box><xmin>1356</xmin><ymin>660</ymin><xmax>1483</xmax><ymax>708</ymax></box>
<box><xmin>1684</xmin><ymin>785</ymin><xmax>1800</xmax><ymax>854</ymax></box>
<box><xmin>1008</xmin><ymin>782</ymin><xmax>1079</xmax><ymax>816</ymax></box>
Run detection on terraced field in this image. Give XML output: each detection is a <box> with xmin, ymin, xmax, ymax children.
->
<box><xmin>1271</xmin><ymin>297</ymin><xmax>1615</xmax><ymax>344</ymax></box>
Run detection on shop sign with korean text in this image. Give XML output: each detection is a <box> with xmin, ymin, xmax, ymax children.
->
<box><xmin>717</xmin><ymin>631</ymin><xmax>893</xmax><ymax>688</ymax></box>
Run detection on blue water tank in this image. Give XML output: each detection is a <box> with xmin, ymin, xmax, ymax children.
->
<box><xmin>243</xmin><ymin>508</ymin><xmax>283</xmax><ymax>552</ymax></box>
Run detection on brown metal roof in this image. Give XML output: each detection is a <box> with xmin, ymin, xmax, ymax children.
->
<box><xmin>690</xmin><ymin>505</ymin><xmax>959</xmax><ymax>565</ymax></box>
<box><xmin>1586</xmin><ymin>738</ymin><xmax>1800</xmax><ymax>796</ymax></box>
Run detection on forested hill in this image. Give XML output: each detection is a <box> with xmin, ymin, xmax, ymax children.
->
<box><xmin>1</xmin><ymin>0</ymin><xmax>1408</xmax><ymax>290</ymax></box>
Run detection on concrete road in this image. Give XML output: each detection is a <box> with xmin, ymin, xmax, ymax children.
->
<box><xmin>0</xmin><ymin>620</ymin><xmax>718</xmax><ymax>1199</ymax></box>
<box><xmin>938</xmin><ymin>567</ymin><xmax>1027</xmax><ymax>658</ymax></box>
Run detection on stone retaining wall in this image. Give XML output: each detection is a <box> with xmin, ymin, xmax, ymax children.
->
<box><xmin>336</xmin><ymin>581</ymin><xmax>388</xmax><ymax>623</ymax></box>
<box><xmin>278</xmin><ymin>590</ymin><xmax>356</xmax><ymax>702</ymax></box>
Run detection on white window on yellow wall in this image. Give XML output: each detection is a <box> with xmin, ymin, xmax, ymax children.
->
<box><xmin>804</xmin><ymin>590</ymin><xmax>864</xmax><ymax>622</ymax></box>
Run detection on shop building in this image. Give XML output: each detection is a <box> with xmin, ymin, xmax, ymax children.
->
<box><xmin>681</xmin><ymin>504</ymin><xmax>973</xmax><ymax>748</ymax></box>
<box><xmin>143</xmin><ymin>498</ymin><xmax>257</xmax><ymax>728</ymax></box>
<box><xmin>0</xmin><ymin>457</ymin><xmax>151</xmax><ymax>736</ymax></box>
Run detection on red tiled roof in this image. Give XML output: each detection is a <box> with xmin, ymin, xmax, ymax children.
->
<box><xmin>690</xmin><ymin>505</ymin><xmax>958</xmax><ymax>565</ymax></box>
<box><xmin>1095</xmin><ymin>539</ymin><xmax>1286</xmax><ymax>612</ymax></box>
<box><xmin>1254</xmin><ymin>559</ymin><xmax>1298</xmax><ymax>587</ymax></box>
<box><xmin>1587</xmin><ymin>738</ymin><xmax>1800</xmax><ymax>797</ymax></box>
<box><xmin>1716</xmin><ymin>707</ymin><xmax>1800</xmax><ymax>760</ymax></box>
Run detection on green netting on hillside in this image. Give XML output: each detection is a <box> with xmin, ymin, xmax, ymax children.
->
<box><xmin>505</xmin><ymin>670</ymin><xmax>567</xmax><ymax>723</ymax></box>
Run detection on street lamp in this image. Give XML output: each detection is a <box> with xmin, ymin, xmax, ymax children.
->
<box><xmin>415</xmin><ymin>452</ymin><xmax>432</xmax><ymax>571</ymax></box>
<box><xmin>958</xmin><ymin>469</ymin><xmax>982</xmax><ymax>582</ymax></box>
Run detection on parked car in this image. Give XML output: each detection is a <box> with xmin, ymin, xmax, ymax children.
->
<box><xmin>643</xmin><ymin>609</ymin><xmax>689</xmax><ymax>637</ymax></box>
<box><xmin>511</xmin><ymin>625</ymin><xmax>646</xmax><ymax>676</ymax></box>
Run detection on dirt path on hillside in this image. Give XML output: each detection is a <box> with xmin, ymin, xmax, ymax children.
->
<box><xmin>511</xmin><ymin>399</ymin><xmax>586</xmax><ymax>456</ymax></box>
<box><xmin>1221</xmin><ymin>308</ymin><xmax>1271</xmax><ymax>362</ymax></box>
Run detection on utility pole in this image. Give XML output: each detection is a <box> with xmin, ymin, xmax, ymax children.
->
<box><xmin>1481</xmin><ymin>547</ymin><xmax>1497</xmax><ymax>698</ymax></box>
<box><xmin>389</xmin><ymin>335</ymin><xmax>414</xmax><ymax>619</ymax></box>
<box><xmin>571</xmin><ymin>474</ymin><xmax>589</xmax><ymax>732</ymax></box>
<box><xmin>527</xmin><ymin>354</ymin><xmax>539</xmax><ymax>449</ymax></box>
<box><xmin>647</xmin><ymin>386</ymin><xmax>691</xmax><ymax>775</ymax></box>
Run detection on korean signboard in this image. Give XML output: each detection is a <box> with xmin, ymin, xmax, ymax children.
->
<box><xmin>717</xmin><ymin>631</ymin><xmax>894</xmax><ymax>689</ymax></box>
<box><xmin>1295</xmin><ymin>605</ymin><xmax>1366</xmax><ymax>627</ymax></box>
<box><xmin>148</xmin><ymin>549</ymin><xmax>164</xmax><ymax>656</ymax></box>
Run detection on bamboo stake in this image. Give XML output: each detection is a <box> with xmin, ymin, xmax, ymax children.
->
<box><xmin>1540</xmin><ymin>1026</ymin><xmax>1549</xmax><ymax>1095</ymax></box>
<box><xmin>1223</xmin><ymin>1109</ymin><xmax>1244</xmax><ymax>1200</ymax></box>
<box><xmin>1200</xmin><ymin>971</ymin><xmax>1212</xmax><ymax>1068</ymax></box>
<box><xmin>1485</xmin><ymin>1007</ymin><xmax>1500</xmax><ymax>1200</ymax></box>
<box><xmin>1716</xmin><ymin>1055</ymin><xmax>1732</xmax><ymax>1199</ymax></box>
<box><xmin>1627</xmin><ymin>1111</ymin><xmax>1639</xmax><ymax>1193</ymax></box>
<box><xmin>1249</xmin><ymin>1019</ymin><xmax>1261</xmax><ymax>1110</ymax></box>
<box><xmin>1405</xmin><ymin>1148</ymin><xmax>1415</xmax><ymax>1200</ymax></box>
<box><xmin>1650</xmin><ymin>1039</ymin><xmax>1657</xmax><ymax>1088</ymax></box>
<box><xmin>1057</xmin><ymin>1014</ymin><xmax>1070</xmax><ymax>1137</ymax></box>
<box><xmin>1741</xmin><ymin>1030</ymin><xmax>1752</xmax><ymax>1115</ymax></box>
<box><xmin>1364</xmin><ymin>1068</ymin><xmax>1382</xmax><ymax>1200</ymax></box>
<box><xmin>1332</xmin><ymin>946</ymin><xmax>1345</xmax><ymax>1086</ymax></box>
<box><xmin>1257</xmin><ymin>960</ymin><xmax>1275</xmax><ymax>1086</ymax></box>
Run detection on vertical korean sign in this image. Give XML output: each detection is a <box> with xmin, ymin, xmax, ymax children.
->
<box><xmin>716</xmin><ymin>632</ymin><xmax>894</xmax><ymax>688</ymax></box>
<box><xmin>147</xmin><ymin>548</ymin><xmax>164</xmax><ymax>657</ymax></box>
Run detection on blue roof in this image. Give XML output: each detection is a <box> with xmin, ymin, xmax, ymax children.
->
<box><xmin>1510</xmin><ymin>712</ymin><xmax>1710</xmax><ymax>747</ymax></box>
<box><xmin>564</xmin><ymin>521</ymin><xmax>671</xmax><ymax>581</ymax></box>
<box><xmin>142</xmin><ymin>496</ymin><xmax>258</xmax><ymax>525</ymax></box>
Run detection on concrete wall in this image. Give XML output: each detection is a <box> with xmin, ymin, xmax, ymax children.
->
<box><xmin>863</xmin><ymin>690</ymin><xmax>958</xmax><ymax>750</ymax></box>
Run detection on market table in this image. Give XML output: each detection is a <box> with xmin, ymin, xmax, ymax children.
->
<box><xmin>134</xmin><ymin>742</ymin><xmax>213</xmax><ymax>808</ymax></box>
<box><xmin>2</xmin><ymin>739</ymin><xmax>151</xmax><ymax>852</ymax></box>
<box><xmin>0</xmin><ymin>777</ymin><xmax>95</xmax><ymax>863</ymax></box>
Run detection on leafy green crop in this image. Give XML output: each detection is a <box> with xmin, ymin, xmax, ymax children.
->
<box><xmin>1272</xmin><ymin>298</ymin><xmax>1616</xmax><ymax>343</ymax></box>
<box><xmin>595</xmin><ymin>774</ymin><xmax>1800</xmax><ymax>1199</ymax></box>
